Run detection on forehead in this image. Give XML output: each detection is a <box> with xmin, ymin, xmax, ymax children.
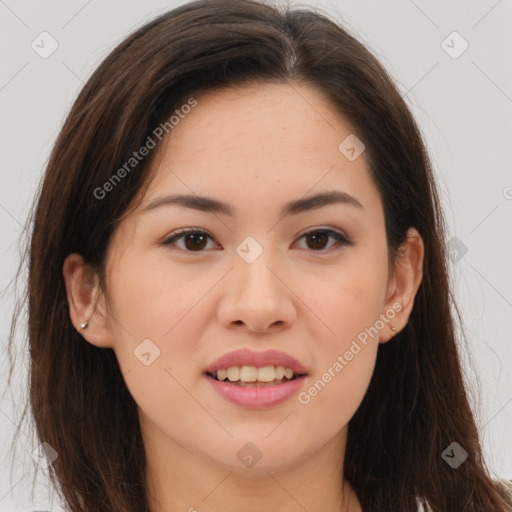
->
<box><xmin>165</xmin><ymin>81</ymin><xmax>354</xmax><ymax>159</ymax></box>
<box><xmin>139</xmin><ymin>81</ymin><xmax>382</xmax><ymax>222</ymax></box>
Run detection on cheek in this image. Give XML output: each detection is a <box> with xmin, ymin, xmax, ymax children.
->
<box><xmin>298</xmin><ymin>344</ymin><xmax>377</xmax><ymax>444</ymax></box>
<box><xmin>297</xmin><ymin>274</ymin><xmax>382</xmax><ymax>430</ymax></box>
<box><xmin>105</xmin><ymin>253</ymin><xmax>218</xmax><ymax>413</ymax></box>
<box><xmin>106</xmin><ymin>251</ymin><xmax>215</xmax><ymax>340</ymax></box>
<box><xmin>105</xmin><ymin>255</ymin><xmax>214</xmax><ymax>433</ymax></box>
<box><xmin>296</xmin><ymin>258</ymin><xmax>388</xmax><ymax>349</ymax></box>
<box><xmin>293</xmin><ymin>258</ymin><xmax>386</xmax><ymax>420</ymax></box>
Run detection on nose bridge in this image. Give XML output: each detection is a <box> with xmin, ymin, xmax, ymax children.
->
<box><xmin>233</xmin><ymin>234</ymin><xmax>282</xmax><ymax>301</ymax></box>
<box><xmin>216</xmin><ymin>234</ymin><xmax>296</xmax><ymax>331</ymax></box>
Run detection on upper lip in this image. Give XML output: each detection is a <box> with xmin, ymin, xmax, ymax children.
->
<box><xmin>205</xmin><ymin>349</ymin><xmax>309</xmax><ymax>375</ymax></box>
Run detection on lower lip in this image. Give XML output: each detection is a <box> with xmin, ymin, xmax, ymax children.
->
<box><xmin>205</xmin><ymin>374</ymin><xmax>307</xmax><ymax>409</ymax></box>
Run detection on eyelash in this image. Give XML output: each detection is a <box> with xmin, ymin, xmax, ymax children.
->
<box><xmin>161</xmin><ymin>228</ymin><xmax>352</xmax><ymax>255</ymax></box>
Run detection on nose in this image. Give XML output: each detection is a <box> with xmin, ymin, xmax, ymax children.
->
<box><xmin>216</xmin><ymin>253</ymin><xmax>297</xmax><ymax>334</ymax></box>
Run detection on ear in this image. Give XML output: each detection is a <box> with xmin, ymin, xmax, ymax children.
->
<box><xmin>62</xmin><ymin>253</ymin><xmax>113</xmax><ymax>348</ymax></box>
<box><xmin>380</xmin><ymin>227</ymin><xmax>424</xmax><ymax>343</ymax></box>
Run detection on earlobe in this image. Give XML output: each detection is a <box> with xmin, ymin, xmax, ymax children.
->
<box><xmin>62</xmin><ymin>253</ymin><xmax>112</xmax><ymax>348</ymax></box>
<box><xmin>379</xmin><ymin>320</ymin><xmax>400</xmax><ymax>344</ymax></box>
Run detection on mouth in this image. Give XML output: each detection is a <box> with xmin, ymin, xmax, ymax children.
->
<box><xmin>205</xmin><ymin>368</ymin><xmax>308</xmax><ymax>409</ymax></box>
<box><xmin>203</xmin><ymin>349</ymin><xmax>309</xmax><ymax>408</ymax></box>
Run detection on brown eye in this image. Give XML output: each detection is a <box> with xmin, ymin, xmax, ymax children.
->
<box><xmin>182</xmin><ymin>232</ymin><xmax>209</xmax><ymax>251</ymax></box>
<box><xmin>162</xmin><ymin>229</ymin><xmax>218</xmax><ymax>252</ymax></box>
<box><xmin>304</xmin><ymin>231</ymin><xmax>330</xmax><ymax>250</ymax></box>
<box><xmin>296</xmin><ymin>229</ymin><xmax>351</xmax><ymax>252</ymax></box>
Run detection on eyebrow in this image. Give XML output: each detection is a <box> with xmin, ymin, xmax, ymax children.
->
<box><xmin>142</xmin><ymin>190</ymin><xmax>365</xmax><ymax>217</ymax></box>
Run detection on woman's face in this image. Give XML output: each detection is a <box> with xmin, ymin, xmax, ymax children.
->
<box><xmin>68</xmin><ymin>81</ymin><xmax>422</xmax><ymax>477</ymax></box>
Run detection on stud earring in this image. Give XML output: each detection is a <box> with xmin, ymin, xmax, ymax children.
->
<box><xmin>390</xmin><ymin>324</ymin><xmax>398</xmax><ymax>337</ymax></box>
<box><xmin>77</xmin><ymin>320</ymin><xmax>89</xmax><ymax>332</ymax></box>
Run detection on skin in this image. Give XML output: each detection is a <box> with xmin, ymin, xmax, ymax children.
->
<box><xmin>63</xmin><ymin>81</ymin><xmax>424</xmax><ymax>512</ymax></box>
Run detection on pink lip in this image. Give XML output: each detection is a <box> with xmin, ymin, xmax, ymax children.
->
<box><xmin>206</xmin><ymin>374</ymin><xmax>307</xmax><ymax>409</ymax></box>
<box><xmin>204</xmin><ymin>348</ymin><xmax>309</xmax><ymax>375</ymax></box>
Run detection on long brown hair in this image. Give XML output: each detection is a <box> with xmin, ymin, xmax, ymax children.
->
<box><xmin>5</xmin><ymin>0</ymin><xmax>512</xmax><ymax>510</ymax></box>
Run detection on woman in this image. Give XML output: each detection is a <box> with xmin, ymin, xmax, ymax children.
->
<box><xmin>6</xmin><ymin>0</ymin><xmax>512</xmax><ymax>510</ymax></box>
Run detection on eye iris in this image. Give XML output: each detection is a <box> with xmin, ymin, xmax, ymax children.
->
<box><xmin>306</xmin><ymin>231</ymin><xmax>329</xmax><ymax>250</ymax></box>
<box><xmin>184</xmin><ymin>233</ymin><xmax>208</xmax><ymax>251</ymax></box>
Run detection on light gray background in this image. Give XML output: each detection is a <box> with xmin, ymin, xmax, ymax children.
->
<box><xmin>0</xmin><ymin>0</ymin><xmax>511</xmax><ymax>510</ymax></box>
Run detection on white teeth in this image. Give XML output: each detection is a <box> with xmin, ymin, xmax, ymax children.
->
<box><xmin>257</xmin><ymin>365</ymin><xmax>276</xmax><ymax>382</ymax></box>
<box><xmin>227</xmin><ymin>367</ymin><xmax>240</xmax><ymax>382</ymax></box>
<box><xmin>275</xmin><ymin>365</ymin><xmax>285</xmax><ymax>380</ymax></box>
<box><xmin>212</xmin><ymin>365</ymin><xmax>298</xmax><ymax>383</ymax></box>
<box><xmin>239</xmin><ymin>366</ymin><xmax>258</xmax><ymax>382</ymax></box>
